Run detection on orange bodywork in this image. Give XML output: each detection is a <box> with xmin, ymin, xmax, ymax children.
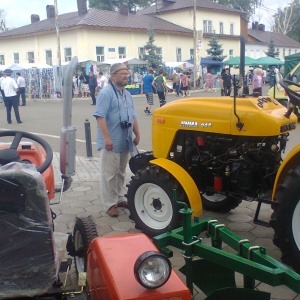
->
<box><xmin>0</xmin><ymin>142</ymin><xmax>55</xmax><ymax>200</ymax></box>
<box><xmin>87</xmin><ymin>233</ymin><xmax>191</xmax><ymax>300</ymax></box>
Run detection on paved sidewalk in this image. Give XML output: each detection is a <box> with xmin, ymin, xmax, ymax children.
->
<box><xmin>51</xmin><ymin>153</ymin><xmax>300</xmax><ymax>300</ymax></box>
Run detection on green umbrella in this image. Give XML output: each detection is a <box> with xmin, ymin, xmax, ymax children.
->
<box><xmin>222</xmin><ymin>56</ymin><xmax>257</xmax><ymax>66</ymax></box>
<box><xmin>255</xmin><ymin>56</ymin><xmax>284</xmax><ymax>66</ymax></box>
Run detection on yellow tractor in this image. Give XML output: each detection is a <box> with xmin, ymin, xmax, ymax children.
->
<box><xmin>127</xmin><ymin>79</ymin><xmax>300</xmax><ymax>273</ymax></box>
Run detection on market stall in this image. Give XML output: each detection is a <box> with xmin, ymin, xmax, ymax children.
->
<box><xmin>100</xmin><ymin>58</ymin><xmax>148</xmax><ymax>94</ymax></box>
<box><xmin>8</xmin><ymin>63</ymin><xmax>54</xmax><ymax>99</ymax></box>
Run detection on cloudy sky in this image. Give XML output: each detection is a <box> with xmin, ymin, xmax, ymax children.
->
<box><xmin>0</xmin><ymin>0</ymin><xmax>284</xmax><ymax>29</ymax></box>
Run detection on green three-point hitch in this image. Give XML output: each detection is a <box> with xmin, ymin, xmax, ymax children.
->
<box><xmin>152</xmin><ymin>190</ymin><xmax>300</xmax><ymax>300</ymax></box>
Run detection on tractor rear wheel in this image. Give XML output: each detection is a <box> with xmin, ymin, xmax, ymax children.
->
<box><xmin>201</xmin><ymin>192</ymin><xmax>241</xmax><ymax>213</ymax></box>
<box><xmin>271</xmin><ymin>165</ymin><xmax>300</xmax><ymax>272</ymax></box>
<box><xmin>73</xmin><ymin>216</ymin><xmax>98</xmax><ymax>273</ymax></box>
<box><xmin>126</xmin><ymin>165</ymin><xmax>187</xmax><ymax>237</ymax></box>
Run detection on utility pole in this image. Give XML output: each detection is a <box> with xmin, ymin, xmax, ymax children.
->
<box><xmin>54</xmin><ymin>0</ymin><xmax>63</xmax><ymax>97</ymax></box>
<box><xmin>193</xmin><ymin>0</ymin><xmax>197</xmax><ymax>90</ymax></box>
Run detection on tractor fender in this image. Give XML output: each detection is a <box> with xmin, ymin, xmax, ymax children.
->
<box><xmin>272</xmin><ymin>144</ymin><xmax>300</xmax><ymax>199</ymax></box>
<box><xmin>150</xmin><ymin>158</ymin><xmax>202</xmax><ymax>217</ymax></box>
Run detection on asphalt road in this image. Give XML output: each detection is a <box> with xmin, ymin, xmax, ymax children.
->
<box><xmin>0</xmin><ymin>85</ymin><xmax>299</xmax><ymax>158</ymax></box>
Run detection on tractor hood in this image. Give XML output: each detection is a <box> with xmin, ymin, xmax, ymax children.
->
<box><xmin>153</xmin><ymin>96</ymin><xmax>297</xmax><ymax>137</ymax></box>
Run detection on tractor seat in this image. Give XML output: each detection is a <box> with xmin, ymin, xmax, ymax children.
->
<box><xmin>0</xmin><ymin>168</ymin><xmax>57</xmax><ymax>298</ymax></box>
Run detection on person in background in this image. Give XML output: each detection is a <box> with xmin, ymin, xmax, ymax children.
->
<box><xmin>204</xmin><ymin>72</ymin><xmax>213</xmax><ymax>92</ymax></box>
<box><xmin>16</xmin><ymin>72</ymin><xmax>26</xmax><ymax>106</ymax></box>
<box><xmin>252</xmin><ymin>68</ymin><xmax>263</xmax><ymax>96</ymax></box>
<box><xmin>0</xmin><ymin>72</ymin><xmax>5</xmax><ymax>103</ymax></box>
<box><xmin>79</xmin><ymin>72</ymin><xmax>89</xmax><ymax>98</ymax></box>
<box><xmin>1</xmin><ymin>69</ymin><xmax>22</xmax><ymax>124</ymax></box>
<box><xmin>180</xmin><ymin>72</ymin><xmax>189</xmax><ymax>97</ymax></box>
<box><xmin>88</xmin><ymin>71</ymin><xmax>97</xmax><ymax>105</ymax></box>
<box><xmin>262</xmin><ymin>68</ymin><xmax>267</xmax><ymax>85</ymax></box>
<box><xmin>93</xmin><ymin>63</ymin><xmax>140</xmax><ymax>218</ymax></box>
<box><xmin>98</xmin><ymin>72</ymin><xmax>108</xmax><ymax>92</ymax></box>
<box><xmin>176</xmin><ymin>69</ymin><xmax>183</xmax><ymax>96</ymax></box>
<box><xmin>152</xmin><ymin>69</ymin><xmax>168</xmax><ymax>106</ymax></box>
<box><xmin>141</xmin><ymin>69</ymin><xmax>154</xmax><ymax>115</ymax></box>
<box><xmin>171</xmin><ymin>70</ymin><xmax>179</xmax><ymax>94</ymax></box>
<box><xmin>222</xmin><ymin>68</ymin><xmax>232</xmax><ymax>96</ymax></box>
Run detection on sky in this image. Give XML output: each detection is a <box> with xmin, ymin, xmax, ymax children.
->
<box><xmin>0</xmin><ymin>0</ymin><xmax>286</xmax><ymax>30</ymax></box>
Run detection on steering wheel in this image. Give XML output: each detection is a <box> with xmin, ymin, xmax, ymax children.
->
<box><xmin>279</xmin><ymin>79</ymin><xmax>300</xmax><ymax>106</ymax></box>
<box><xmin>0</xmin><ymin>130</ymin><xmax>53</xmax><ymax>173</ymax></box>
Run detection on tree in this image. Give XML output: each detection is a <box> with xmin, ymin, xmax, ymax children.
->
<box><xmin>88</xmin><ymin>0</ymin><xmax>153</xmax><ymax>11</ymax></box>
<box><xmin>206</xmin><ymin>36</ymin><xmax>226</xmax><ymax>61</ymax></box>
<box><xmin>0</xmin><ymin>9</ymin><xmax>8</xmax><ymax>32</ymax></box>
<box><xmin>211</xmin><ymin>0</ymin><xmax>262</xmax><ymax>19</ymax></box>
<box><xmin>265</xmin><ymin>39</ymin><xmax>279</xmax><ymax>58</ymax></box>
<box><xmin>272</xmin><ymin>0</ymin><xmax>300</xmax><ymax>42</ymax></box>
<box><xmin>142</xmin><ymin>28</ymin><xmax>164</xmax><ymax>70</ymax></box>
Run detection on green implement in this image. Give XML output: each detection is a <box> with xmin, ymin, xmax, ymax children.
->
<box><xmin>152</xmin><ymin>193</ymin><xmax>300</xmax><ymax>300</ymax></box>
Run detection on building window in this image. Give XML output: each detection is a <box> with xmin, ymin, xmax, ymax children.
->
<box><xmin>0</xmin><ymin>55</ymin><xmax>4</xmax><ymax>65</ymax></box>
<box><xmin>219</xmin><ymin>22</ymin><xmax>224</xmax><ymax>34</ymax></box>
<box><xmin>190</xmin><ymin>48</ymin><xmax>194</xmax><ymax>60</ymax></box>
<box><xmin>229</xmin><ymin>49</ymin><xmax>234</xmax><ymax>59</ymax></box>
<box><xmin>176</xmin><ymin>48</ymin><xmax>182</xmax><ymax>62</ymax></box>
<box><xmin>13</xmin><ymin>53</ymin><xmax>19</xmax><ymax>64</ymax></box>
<box><xmin>118</xmin><ymin>47</ymin><xmax>126</xmax><ymax>59</ymax></box>
<box><xmin>203</xmin><ymin>20</ymin><xmax>213</xmax><ymax>33</ymax></box>
<box><xmin>96</xmin><ymin>46</ymin><xmax>105</xmax><ymax>62</ymax></box>
<box><xmin>27</xmin><ymin>51</ymin><xmax>35</xmax><ymax>63</ymax></box>
<box><xmin>45</xmin><ymin>50</ymin><xmax>52</xmax><ymax>65</ymax></box>
<box><xmin>138</xmin><ymin>47</ymin><xmax>145</xmax><ymax>60</ymax></box>
<box><xmin>156</xmin><ymin>47</ymin><xmax>162</xmax><ymax>57</ymax></box>
<box><xmin>289</xmin><ymin>49</ymin><xmax>291</xmax><ymax>55</ymax></box>
<box><xmin>283</xmin><ymin>49</ymin><xmax>285</xmax><ymax>57</ymax></box>
<box><xmin>230</xmin><ymin>23</ymin><xmax>234</xmax><ymax>35</ymax></box>
<box><xmin>64</xmin><ymin>48</ymin><xmax>72</xmax><ymax>62</ymax></box>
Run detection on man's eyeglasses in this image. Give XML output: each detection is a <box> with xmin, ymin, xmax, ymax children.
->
<box><xmin>115</xmin><ymin>72</ymin><xmax>130</xmax><ymax>77</ymax></box>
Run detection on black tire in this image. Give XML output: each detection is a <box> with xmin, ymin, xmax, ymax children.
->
<box><xmin>126</xmin><ymin>165</ymin><xmax>187</xmax><ymax>237</ymax></box>
<box><xmin>73</xmin><ymin>216</ymin><xmax>98</xmax><ymax>273</ymax></box>
<box><xmin>270</xmin><ymin>165</ymin><xmax>300</xmax><ymax>272</ymax></box>
<box><xmin>201</xmin><ymin>192</ymin><xmax>242</xmax><ymax>213</ymax></box>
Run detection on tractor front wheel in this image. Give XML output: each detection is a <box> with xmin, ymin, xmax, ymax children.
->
<box><xmin>271</xmin><ymin>165</ymin><xmax>300</xmax><ymax>272</ymax></box>
<box><xmin>73</xmin><ymin>216</ymin><xmax>98</xmax><ymax>273</ymax></box>
<box><xmin>126</xmin><ymin>165</ymin><xmax>187</xmax><ymax>237</ymax></box>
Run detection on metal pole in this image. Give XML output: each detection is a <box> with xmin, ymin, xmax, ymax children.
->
<box><xmin>84</xmin><ymin>119</ymin><xmax>93</xmax><ymax>157</ymax></box>
<box><xmin>54</xmin><ymin>0</ymin><xmax>63</xmax><ymax>98</ymax></box>
<box><xmin>193</xmin><ymin>0</ymin><xmax>197</xmax><ymax>90</ymax></box>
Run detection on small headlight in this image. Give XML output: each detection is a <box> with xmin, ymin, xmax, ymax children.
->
<box><xmin>134</xmin><ymin>251</ymin><xmax>172</xmax><ymax>289</ymax></box>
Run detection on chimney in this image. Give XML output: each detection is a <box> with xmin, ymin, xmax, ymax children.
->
<box><xmin>46</xmin><ymin>5</ymin><xmax>55</xmax><ymax>19</ymax></box>
<box><xmin>31</xmin><ymin>14</ymin><xmax>40</xmax><ymax>24</ymax></box>
<box><xmin>77</xmin><ymin>0</ymin><xmax>88</xmax><ymax>16</ymax></box>
<box><xmin>156</xmin><ymin>0</ymin><xmax>176</xmax><ymax>10</ymax></box>
<box><xmin>258</xmin><ymin>24</ymin><xmax>265</xmax><ymax>32</ymax></box>
<box><xmin>119</xmin><ymin>3</ymin><xmax>129</xmax><ymax>16</ymax></box>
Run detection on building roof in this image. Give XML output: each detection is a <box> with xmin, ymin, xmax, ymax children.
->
<box><xmin>0</xmin><ymin>8</ymin><xmax>192</xmax><ymax>39</ymax></box>
<box><xmin>248</xmin><ymin>29</ymin><xmax>300</xmax><ymax>48</ymax></box>
<box><xmin>137</xmin><ymin>0</ymin><xmax>245</xmax><ymax>16</ymax></box>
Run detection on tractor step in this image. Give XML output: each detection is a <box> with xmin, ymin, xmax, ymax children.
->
<box><xmin>253</xmin><ymin>197</ymin><xmax>272</xmax><ymax>227</ymax></box>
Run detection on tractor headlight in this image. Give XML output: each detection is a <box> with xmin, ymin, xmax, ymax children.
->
<box><xmin>134</xmin><ymin>251</ymin><xmax>172</xmax><ymax>289</ymax></box>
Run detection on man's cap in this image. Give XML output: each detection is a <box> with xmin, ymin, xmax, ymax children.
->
<box><xmin>4</xmin><ymin>69</ymin><xmax>13</xmax><ymax>74</ymax></box>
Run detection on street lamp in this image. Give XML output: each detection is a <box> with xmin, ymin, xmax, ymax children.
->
<box><xmin>54</xmin><ymin>0</ymin><xmax>62</xmax><ymax>97</ymax></box>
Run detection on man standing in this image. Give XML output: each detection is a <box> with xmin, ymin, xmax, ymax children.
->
<box><xmin>222</xmin><ymin>68</ymin><xmax>232</xmax><ymax>96</ymax></box>
<box><xmin>1</xmin><ymin>69</ymin><xmax>22</xmax><ymax>124</ymax></box>
<box><xmin>141</xmin><ymin>69</ymin><xmax>154</xmax><ymax>115</ymax></box>
<box><xmin>0</xmin><ymin>72</ymin><xmax>5</xmax><ymax>103</ymax></box>
<box><xmin>16</xmin><ymin>72</ymin><xmax>26</xmax><ymax>106</ymax></box>
<box><xmin>88</xmin><ymin>71</ymin><xmax>97</xmax><ymax>105</ymax></box>
<box><xmin>152</xmin><ymin>69</ymin><xmax>168</xmax><ymax>107</ymax></box>
<box><xmin>98</xmin><ymin>72</ymin><xmax>108</xmax><ymax>91</ymax></box>
<box><xmin>93</xmin><ymin>63</ymin><xmax>140</xmax><ymax>218</ymax></box>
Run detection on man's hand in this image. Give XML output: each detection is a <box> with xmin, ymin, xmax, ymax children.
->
<box><xmin>104</xmin><ymin>137</ymin><xmax>113</xmax><ymax>151</ymax></box>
